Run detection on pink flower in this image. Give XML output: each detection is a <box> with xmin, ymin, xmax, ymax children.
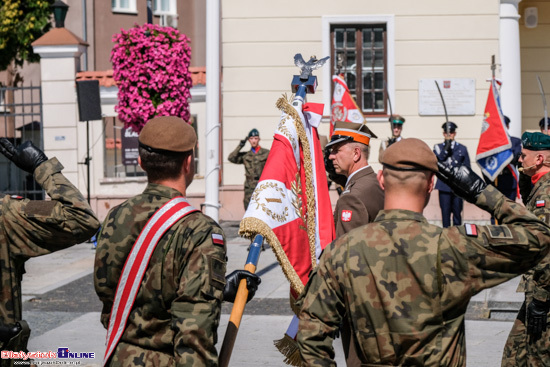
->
<box><xmin>111</xmin><ymin>23</ymin><xmax>192</xmax><ymax>131</ymax></box>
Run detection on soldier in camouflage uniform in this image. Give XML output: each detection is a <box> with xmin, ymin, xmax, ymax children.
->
<box><xmin>296</xmin><ymin>138</ymin><xmax>550</xmax><ymax>366</ymax></box>
<box><xmin>502</xmin><ymin>132</ymin><xmax>550</xmax><ymax>367</ymax></box>
<box><xmin>0</xmin><ymin>138</ymin><xmax>99</xmax><ymax>361</ymax></box>
<box><xmin>94</xmin><ymin>116</ymin><xmax>260</xmax><ymax>367</ymax></box>
<box><xmin>228</xmin><ymin>128</ymin><xmax>270</xmax><ymax>209</ymax></box>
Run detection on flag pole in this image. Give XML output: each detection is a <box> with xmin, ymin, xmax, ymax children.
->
<box><xmin>536</xmin><ymin>75</ymin><xmax>548</xmax><ymax>133</ymax></box>
<box><xmin>218</xmin><ymin>235</ymin><xmax>264</xmax><ymax>367</ymax></box>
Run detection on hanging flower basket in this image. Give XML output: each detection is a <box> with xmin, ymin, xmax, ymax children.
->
<box><xmin>111</xmin><ymin>23</ymin><xmax>192</xmax><ymax>132</ymax></box>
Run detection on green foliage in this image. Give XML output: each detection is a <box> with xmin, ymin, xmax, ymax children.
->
<box><xmin>0</xmin><ymin>0</ymin><xmax>55</xmax><ymax>72</ymax></box>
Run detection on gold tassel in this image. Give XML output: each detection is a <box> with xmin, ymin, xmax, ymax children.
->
<box><xmin>274</xmin><ymin>334</ymin><xmax>303</xmax><ymax>366</ymax></box>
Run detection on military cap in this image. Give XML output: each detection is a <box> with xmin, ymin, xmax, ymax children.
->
<box><xmin>326</xmin><ymin>121</ymin><xmax>378</xmax><ymax>148</ymax></box>
<box><xmin>539</xmin><ymin>117</ymin><xmax>550</xmax><ymax>129</ymax></box>
<box><xmin>389</xmin><ymin>115</ymin><xmax>406</xmax><ymax>125</ymax></box>
<box><xmin>521</xmin><ymin>131</ymin><xmax>550</xmax><ymax>151</ymax></box>
<box><xmin>380</xmin><ymin>138</ymin><xmax>438</xmax><ymax>172</ymax></box>
<box><xmin>139</xmin><ymin>116</ymin><xmax>196</xmax><ymax>154</ymax></box>
<box><xmin>248</xmin><ymin>128</ymin><xmax>260</xmax><ymax>138</ymax></box>
<box><xmin>442</xmin><ymin>121</ymin><xmax>458</xmax><ymax>133</ymax></box>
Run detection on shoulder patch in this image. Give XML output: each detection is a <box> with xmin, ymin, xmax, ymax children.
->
<box><xmin>10</xmin><ymin>195</ymin><xmax>23</xmax><ymax>200</ymax></box>
<box><xmin>341</xmin><ymin>210</ymin><xmax>352</xmax><ymax>222</ymax></box>
<box><xmin>536</xmin><ymin>199</ymin><xmax>546</xmax><ymax>208</ymax></box>
<box><xmin>487</xmin><ymin>225</ymin><xmax>513</xmax><ymax>240</ymax></box>
<box><xmin>209</xmin><ymin>256</ymin><xmax>226</xmax><ymax>290</ymax></box>
<box><xmin>212</xmin><ymin>233</ymin><xmax>224</xmax><ymax>246</ymax></box>
<box><xmin>24</xmin><ymin>201</ymin><xmax>57</xmax><ymax>216</ymax></box>
<box><xmin>464</xmin><ymin>223</ymin><xmax>478</xmax><ymax>237</ymax></box>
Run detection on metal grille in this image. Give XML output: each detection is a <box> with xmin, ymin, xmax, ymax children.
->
<box><xmin>0</xmin><ymin>84</ymin><xmax>44</xmax><ymax>199</ymax></box>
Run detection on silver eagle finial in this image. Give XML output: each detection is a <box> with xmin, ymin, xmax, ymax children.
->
<box><xmin>294</xmin><ymin>54</ymin><xmax>330</xmax><ymax>80</ymax></box>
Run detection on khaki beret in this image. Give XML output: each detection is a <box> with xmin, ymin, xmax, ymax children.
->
<box><xmin>326</xmin><ymin>121</ymin><xmax>378</xmax><ymax>148</ymax></box>
<box><xmin>522</xmin><ymin>131</ymin><xmax>550</xmax><ymax>151</ymax></box>
<box><xmin>139</xmin><ymin>116</ymin><xmax>196</xmax><ymax>154</ymax></box>
<box><xmin>381</xmin><ymin>138</ymin><xmax>438</xmax><ymax>172</ymax></box>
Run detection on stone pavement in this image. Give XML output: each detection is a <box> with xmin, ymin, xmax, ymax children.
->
<box><xmin>18</xmin><ymin>222</ymin><xmax>521</xmax><ymax>366</ymax></box>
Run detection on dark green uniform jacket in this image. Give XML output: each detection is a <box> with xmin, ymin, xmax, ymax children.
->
<box><xmin>297</xmin><ymin>185</ymin><xmax>550</xmax><ymax>367</ymax></box>
<box><xmin>94</xmin><ymin>184</ymin><xmax>227</xmax><ymax>367</ymax></box>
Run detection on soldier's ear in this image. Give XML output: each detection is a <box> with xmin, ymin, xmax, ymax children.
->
<box><xmin>427</xmin><ymin>172</ymin><xmax>435</xmax><ymax>193</ymax></box>
<box><xmin>377</xmin><ymin>170</ymin><xmax>385</xmax><ymax>189</ymax></box>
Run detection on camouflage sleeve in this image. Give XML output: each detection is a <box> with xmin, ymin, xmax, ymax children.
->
<box><xmin>334</xmin><ymin>193</ymin><xmax>369</xmax><ymax>237</ymax></box>
<box><xmin>297</xmin><ymin>245</ymin><xmax>343</xmax><ymax>366</ymax></box>
<box><xmin>528</xmin><ymin>191</ymin><xmax>550</xmax><ymax>302</ymax></box>
<box><xmin>2</xmin><ymin>158</ymin><xmax>100</xmax><ymax>258</ymax></box>
<box><xmin>227</xmin><ymin>144</ymin><xmax>245</xmax><ymax>164</ymax></box>
<box><xmin>171</xmin><ymin>218</ymin><xmax>227</xmax><ymax>366</ymax></box>
<box><xmin>454</xmin><ymin>185</ymin><xmax>550</xmax><ymax>292</ymax></box>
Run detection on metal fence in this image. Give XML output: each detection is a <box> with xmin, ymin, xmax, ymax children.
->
<box><xmin>0</xmin><ymin>84</ymin><xmax>44</xmax><ymax>199</ymax></box>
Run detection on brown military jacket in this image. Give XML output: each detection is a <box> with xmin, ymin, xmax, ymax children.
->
<box><xmin>94</xmin><ymin>183</ymin><xmax>227</xmax><ymax>367</ymax></box>
<box><xmin>0</xmin><ymin>158</ymin><xmax>99</xmax><ymax>325</ymax></box>
<box><xmin>334</xmin><ymin>166</ymin><xmax>384</xmax><ymax>238</ymax></box>
<box><xmin>297</xmin><ymin>185</ymin><xmax>550</xmax><ymax>366</ymax></box>
<box><xmin>517</xmin><ymin>171</ymin><xmax>550</xmax><ymax>301</ymax></box>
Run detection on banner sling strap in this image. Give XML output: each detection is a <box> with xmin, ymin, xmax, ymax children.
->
<box><xmin>103</xmin><ymin>197</ymin><xmax>198</xmax><ymax>365</ymax></box>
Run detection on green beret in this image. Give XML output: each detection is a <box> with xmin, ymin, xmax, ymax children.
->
<box><xmin>381</xmin><ymin>138</ymin><xmax>438</xmax><ymax>172</ymax></box>
<box><xmin>139</xmin><ymin>116</ymin><xmax>196</xmax><ymax>154</ymax></box>
<box><xmin>521</xmin><ymin>131</ymin><xmax>550</xmax><ymax>151</ymax></box>
<box><xmin>389</xmin><ymin>115</ymin><xmax>405</xmax><ymax>124</ymax></box>
<box><xmin>248</xmin><ymin>128</ymin><xmax>260</xmax><ymax>138</ymax></box>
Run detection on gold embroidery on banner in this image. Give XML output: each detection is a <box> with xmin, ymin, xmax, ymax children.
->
<box><xmin>252</xmin><ymin>182</ymin><xmax>288</xmax><ymax>223</ymax></box>
<box><xmin>291</xmin><ymin>172</ymin><xmax>307</xmax><ymax>231</ymax></box>
<box><xmin>266</xmin><ymin>198</ymin><xmax>282</xmax><ymax>203</ymax></box>
<box><xmin>277</xmin><ymin>117</ymin><xmax>297</xmax><ymax>152</ymax></box>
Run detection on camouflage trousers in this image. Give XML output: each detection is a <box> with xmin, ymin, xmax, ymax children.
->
<box><xmin>108</xmin><ymin>342</ymin><xmax>175</xmax><ymax>367</ymax></box>
<box><xmin>243</xmin><ymin>181</ymin><xmax>258</xmax><ymax>210</ymax></box>
<box><xmin>502</xmin><ymin>301</ymin><xmax>550</xmax><ymax>366</ymax></box>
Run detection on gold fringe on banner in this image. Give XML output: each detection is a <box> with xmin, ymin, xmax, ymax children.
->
<box><xmin>274</xmin><ymin>333</ymin><xmax>302</xmax><ymax>366</ymax></box>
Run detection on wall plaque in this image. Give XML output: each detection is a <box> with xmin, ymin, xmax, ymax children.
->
<box><xmin>419</xmin><ymin>78</ymin><xmax>475</xmax><ymax>116</ymax></box>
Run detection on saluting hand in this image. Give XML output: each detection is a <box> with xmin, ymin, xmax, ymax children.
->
<box><xmin>0</xmin><ymin>138</ymin><xmax>48</xmax><ymax>174</ymax></box>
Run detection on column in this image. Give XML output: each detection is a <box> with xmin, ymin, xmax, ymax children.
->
<box><xmin>500</xmin><ymin>0</ymin><xmax>522</xmax><ymax>138</ymax></box>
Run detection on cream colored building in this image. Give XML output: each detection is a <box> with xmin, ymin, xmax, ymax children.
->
<box><xmin>19</xmin><ymin>0</ymin><xmax>550</xmax><ymax>222</ymax></box>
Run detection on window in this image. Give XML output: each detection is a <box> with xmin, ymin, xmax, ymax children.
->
<box><xmin>103</xmin><ymin>117</ymin><xmax>145</xmax><ymax>179</ymax></box>
<box><xmin>153</xmin><ymin>0</ymin><xmax>176</xmax><ymax>14</ymax></box>
<box><xmin>111</xmin><ymin>0</ymin><xmax>137</xmax><ymax>13</ymax></box>
<box><xmin>331</xmin><ymin>25</ymin><xmax>387</xmax><ymax>115</ymax></box>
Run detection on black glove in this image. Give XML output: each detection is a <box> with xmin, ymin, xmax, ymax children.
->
<box><xmin>0</xmin><ymin>138</ymin><xmax>48</xmax><ymax>174</ymax></box>
<box><xmin>436</xmin><ymin>162</ymin><xmax>487</xmax><ymax>203</ymax></box>
<box><xmin>223</xmin><ymin>269</ymin><xmax>261</xmax><ymax>303</ymax></box>
<box><xmin>443</xmin><ymin>139</ymin><xmax>452</xmax><ymax>153</ymax></box>
<box><xmin>527</xmin><ymin>298</ymin><xmax>549</xmax><ymax>342</ymax></box>
<box><xmin>239</xmin><ymin>137</ymin><xmax>247</xmax><ymax>148</ymax></box>
<box><xmin>324</xmin><ymin>145</ymin><xmax>347</xmax><ymax>188</ymax></box>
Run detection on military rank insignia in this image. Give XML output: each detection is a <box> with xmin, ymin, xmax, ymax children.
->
<box><xmin>341</xmin><ymin>210</ymin><xmax>352</xmax><ymax>222</ymax></box>
<box><xmin>536</xmin><ymin>199</ymin><xmax>546</xmax><ymax>208</ymax></box>
<box><xmin>464</xmin><ymin>223</ymin><xmax>478</xmax><ymax>237</ymax></box>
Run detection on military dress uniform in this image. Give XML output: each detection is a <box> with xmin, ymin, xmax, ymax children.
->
<box><xmin>297</xmin><ymin>139</ymin><xmax>550</xmax><ymax>367</ymax></box>
<box><xmin>502</xmin><ymin>132</ymin><xmax>550</xmax><ymax>367</ymax></box>
<box><xmin>334</xmin><ymin>166</ymin><xmax>384</xmax><ymax>238</ymax></box>
<box><xmin>378</xmin><ymin>115</ymin><xmax>405</xmax><ymax>160</ymax></box>
<box><xmin>0</xmin><ymin>157</ymin><xmax>99</xmax><ymax>352</ymax></box>
<box><xmin>434</xmin><ymin>123</ymin><xmax>471</xmax><ymax>227</ymax></box>
<box><xmin>228</xmin><ymin>144</ymin><xmax>269</xmax><ymax>209</ymax></box>
<box><xmin>95</xmin><ymin>184</ymin><xmax>226</xmax><ymax>366</ymax></box>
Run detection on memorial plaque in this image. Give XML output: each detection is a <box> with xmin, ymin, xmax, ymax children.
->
<box><xmin>419</xmin><ymin>78</ymin><xmax>476</xmax><ymax>116</ymax></box>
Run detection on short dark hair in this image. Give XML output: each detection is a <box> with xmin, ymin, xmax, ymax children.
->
<box><xmin>139</xmin><ymin>147</ymin><xmax>192</xmax><ymax>182</ymax></box>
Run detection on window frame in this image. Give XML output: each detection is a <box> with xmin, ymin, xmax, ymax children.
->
<box><xmin>111</xmin><ymin>0</ymin><xmax>137</xmax><ymax>14</ymax></box>
<box><xmin>322</xmin><ymin>15</ymin><xmax>395</xmax><ymax>122</ymax></box>
<box><xmin>153</xmin><ymin>0</ymin><xmax>177</xmax><ymax>15</ymax></box>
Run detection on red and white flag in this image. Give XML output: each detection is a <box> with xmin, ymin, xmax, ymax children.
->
<box><xmin>240</xmin><ymin>97</ymin><xmax>334</xmax><ymax>294</ymax></box>
<box><xmin>330</xmin><ymin>74</ymin><xmax>366</xmax><ymax>136</ymax></box>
